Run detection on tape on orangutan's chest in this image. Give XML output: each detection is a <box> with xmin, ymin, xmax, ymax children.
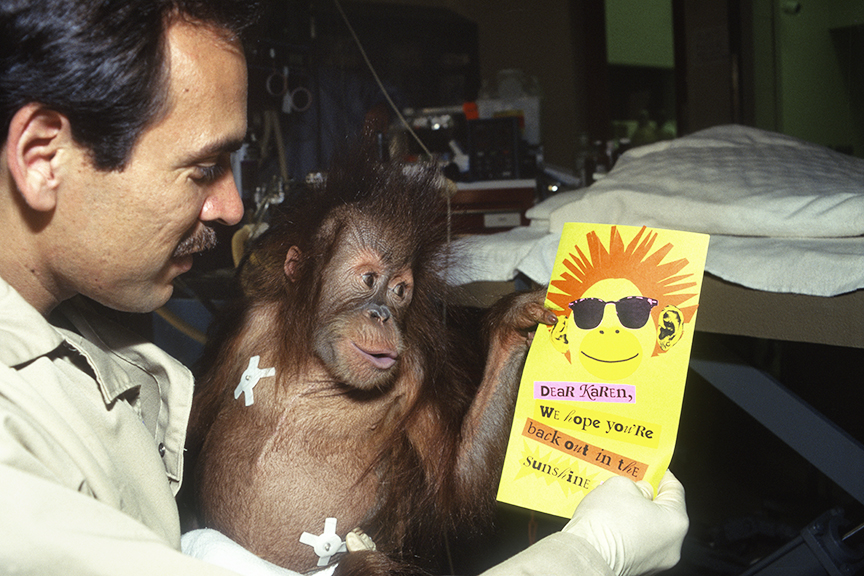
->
<box><xmin>233</xmin><ymin>355</ymin><xmax>275</xmax><ymax>407</ymax></box>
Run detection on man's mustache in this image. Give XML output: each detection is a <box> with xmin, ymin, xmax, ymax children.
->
<box><xmin>173</xmin><ymin>226</ymin><xmax>217</xmax><ymax>258</ymax></box>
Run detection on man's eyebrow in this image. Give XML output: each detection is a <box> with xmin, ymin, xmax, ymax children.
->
<box><xmin>186</xmin><ymin>136</ymin><xmax>245</xmax><ymax>162</ymax></box>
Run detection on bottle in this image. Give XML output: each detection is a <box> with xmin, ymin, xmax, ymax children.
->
<box><xmin>573</xmin><ymin>132</ymin><xmax>591</xmax><ymax>187</ymax></box>
<box><xmin>586</xmin><ymin>140</ymin><xmax>610</xmax><ymax>183</ymax></box>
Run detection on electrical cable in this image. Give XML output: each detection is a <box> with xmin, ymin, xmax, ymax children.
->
<box><xmin>331</xmin><ymin>0</ymin><xmax>431</xmax><ymax>158</ymax></box>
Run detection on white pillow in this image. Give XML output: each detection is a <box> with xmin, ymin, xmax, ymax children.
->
<box><xmin>546</xmin><ymin>125</ymin><xmax>864</xmax><ymax>238</ymax></box>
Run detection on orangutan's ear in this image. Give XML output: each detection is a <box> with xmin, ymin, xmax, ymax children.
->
<box><xmin>284</xmin><ymin>246</ymin><xmax>302</xmax><ymax>281</ymax></box>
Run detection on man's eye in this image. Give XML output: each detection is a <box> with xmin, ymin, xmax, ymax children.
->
<box><xmin>192</xmin><ymin>163</ymin><xmax>228</xmax><ymax>185</ymax></box>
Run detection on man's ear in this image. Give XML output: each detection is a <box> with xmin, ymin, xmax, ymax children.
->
<box><xmin>5</xmin><ymin>104</ymin><xmax>70</xmax><ymax>212</ymax></box>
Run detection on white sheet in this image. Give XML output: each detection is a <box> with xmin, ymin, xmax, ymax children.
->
<box><xmin>453</xmin><ymin>125</ymin><xmax>864</xmax><ymax>297</ymax></box>
<box><xmin>446</xmin><ymin>225</ymin><xmax>550</xmax><ymax>285</ymax></box>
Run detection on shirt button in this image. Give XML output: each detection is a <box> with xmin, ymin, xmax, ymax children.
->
<box><xmin>158</xmin><ymin>443</ymin><xmax>166</xmax><ymax>457</ymax></box>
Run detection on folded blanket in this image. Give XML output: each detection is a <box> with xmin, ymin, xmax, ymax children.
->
<box><xmin>502</xmin><ymin>125</ymin><xmax>864</xmax><ymax>296</ymax></box>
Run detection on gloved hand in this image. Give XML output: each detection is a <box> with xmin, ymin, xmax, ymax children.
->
<box><xmin>563</xmin><ymin>469</ymin><xmax>688</xmax><ymax>576</ymax></box>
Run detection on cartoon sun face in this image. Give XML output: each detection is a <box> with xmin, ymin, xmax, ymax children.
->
<box><xmin>566</xmin><ymin>279</ymin><xmax>659</xmax><ymax>380</ymax></box>
<box><xmin>546</xmin><ymin>225</ymin><xmax>698</xmax><ymax>381</ymax></box>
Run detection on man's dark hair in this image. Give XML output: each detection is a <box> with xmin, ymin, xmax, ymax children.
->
<box><xmin>0</xmin><ymin>0</ymin><xmax>260</xmax><ymax>170</ymax></box>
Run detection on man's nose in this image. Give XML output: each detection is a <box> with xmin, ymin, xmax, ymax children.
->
<box><xmin>201</xmin><ymin>171</ymin><xmax>244</xmax><ymax>226</ymax></box>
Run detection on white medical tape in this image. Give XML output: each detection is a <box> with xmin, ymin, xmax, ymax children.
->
<box><xmin>233</xmin><ymin>355</ymin><xmax>276</xmax><ymax>407</ymax></box>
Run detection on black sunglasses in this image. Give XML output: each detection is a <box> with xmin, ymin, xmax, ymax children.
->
<box><xmin>568</xmin><ymin>296</ymin><xmax>659</xmax><ymax>330</ymax></box>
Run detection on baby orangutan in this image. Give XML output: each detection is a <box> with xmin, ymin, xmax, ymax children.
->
<box><xmin>188</xmin><ymin>149</ymin><xmax>553</xmax><ymax>575</ymax></box>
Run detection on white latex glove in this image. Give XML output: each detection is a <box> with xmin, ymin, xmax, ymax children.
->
<box><xmin>563</xmin><ymin>469</ymin><xmax>688</xmax><ymax>576</ymax></box>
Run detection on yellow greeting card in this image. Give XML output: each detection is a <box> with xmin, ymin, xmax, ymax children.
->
<box><xmin>497</xmin><ymin>223</ymin><xmax>709</xmax><ymax>518</ymax></box>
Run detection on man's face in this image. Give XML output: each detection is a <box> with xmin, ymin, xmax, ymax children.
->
<box><xmin>55</xmin><ymin>21</ymin><xmax>247</xmax><ymax>312</ymax></box>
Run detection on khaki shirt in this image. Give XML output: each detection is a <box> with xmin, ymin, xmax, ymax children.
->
<box><xmin>0</xmin><ymin>278</ymin><xmax>237</xmax><ymax>575</ymax></box>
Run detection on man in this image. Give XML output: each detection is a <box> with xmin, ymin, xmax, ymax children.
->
<box><xmin>0</xmin><ymin>1</ymin><xmax>261</xmax><ymax>573</ymax></box>
<box><xmin>0</xmin><ymin>1</ymin><xmax>687</xmax><ymax>575</ymax></box>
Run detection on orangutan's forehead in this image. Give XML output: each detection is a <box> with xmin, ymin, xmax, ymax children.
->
<box><xmin>326</xmin><ymin>208</ymin><xmax>412</xmax><ymax>264</ymax></box>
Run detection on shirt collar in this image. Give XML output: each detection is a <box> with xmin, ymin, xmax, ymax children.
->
<box><xmin>0</xmin><ymin>276</ymin><xmax>193</xmax><ymax>488</ymax></box>
<box><xmin>51</xmin><ymin>297</ymin><xmax>148</xmax><ymax>404</ymax></box>
<box><xmin>0</xmin><ymin>276</ymin><xmax>65</xmax><ymax>367</ymax></box>
<box><xmin>0</xmin><ymin>276</ymin><xmax>140</xmax><ymax>404</ymax></box>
